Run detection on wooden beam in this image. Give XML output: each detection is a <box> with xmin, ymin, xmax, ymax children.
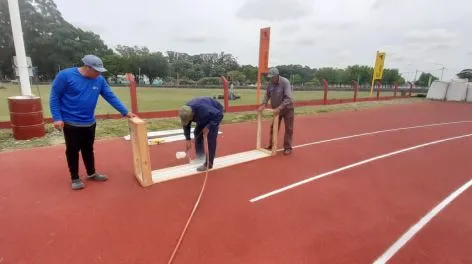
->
<box><xmin>256</xmin><ymin>108</ymin><xmax>278</xmax><ymax>155</ymax></box>
<box><xmin>270</xmin><ymin>110</ymin><xmax>279</xmax><ymax>155</ymax></box>
<box><xmin>128</xmin><ymin>117</ymin><xmax>153</xmax><ymax>187</ymax></box>
<box><xmin>152</xmin><ymin>149</ymin><xmax>271</xmax><ymax>183</ymax></box>
<box><xmin>256</xmin><ymin>110</ymin><xmax>262</xmax><ymax>149</ymax></box>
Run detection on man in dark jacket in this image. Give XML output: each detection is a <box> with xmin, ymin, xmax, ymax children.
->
<box><xmin>179</xmin><ymin>96</ymin><xmax>224</xmax><ymax>171</ymax></box>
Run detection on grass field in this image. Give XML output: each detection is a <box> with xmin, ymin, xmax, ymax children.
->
<box><xmin>0</xmin><ymin>84</ymin><xmax>397</xmax><ymax>121</ymax></box>
<box><xmin>0</xmin><ymin>97</ymin><xmax>424</xmax><ymax>152</ymax></box>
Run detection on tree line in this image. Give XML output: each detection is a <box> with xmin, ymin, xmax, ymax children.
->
<box><xmin>1</xmin><ymin>0</ymin><xmax>441</xmax><ymax>87</ymax></box>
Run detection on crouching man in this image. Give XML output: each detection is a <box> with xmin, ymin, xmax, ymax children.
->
<box><xmin>179</xmin><ymin>96</ymin><xmax>224</xmax><ymax>171</ymax></box>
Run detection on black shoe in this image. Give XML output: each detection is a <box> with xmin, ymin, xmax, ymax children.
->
<box><xmin>283</xmin><ymin>149</ymin><xmax>292</xmax><ymax>156</ymax></box>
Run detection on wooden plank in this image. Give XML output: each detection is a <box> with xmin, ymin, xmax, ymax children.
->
<box><xmin>152</xmin><ymin>150</ymin><xmax>270</xmax><ymax>183</ymax></box>
<box><xmin>256</xmin><ymin>110</ymin><xmax>262</xmax><ymax>149</ymax></box>
<box><xmin>128</xmin><ymin>117</ymin><xmax>153</xmax><ymax>187</ymax></box>
<box><xmin>256</xmin><ymin>108</ymin><xmax>278</xmax><ymax>155</ymax></box>
<box><xmin>257</xmin><ymin>148</ymin><xmax>272</xmax><ymax>155</ymax></box>
<box><xmin>271</xmin><ymin>110</ymin><xmax>279</xmax><ymax>155</ymax></box>
<box><xmin>123</xmin><ymin>128</ymin><xmax>194</xmax><ymax>140</ymax></box>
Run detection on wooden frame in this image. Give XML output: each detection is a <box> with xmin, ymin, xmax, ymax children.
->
<box><xmin>256</xmin><ymin>108</ymin><xmax>279</xmax><ymax>155</ymax></box>
<box><xmin>128</xmin><ymin>110</ymin><xmax>279</xmax><ymax>187</ymax></box>
<box><xmin>128</xmin><ymin>117</ymin><xmax>153</xmax><ymax>187</ymax></box>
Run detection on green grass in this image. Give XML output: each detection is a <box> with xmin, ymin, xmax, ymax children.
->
<box><xmin>0</xmin><ymin>84</ymin><xmax>396</xmax><ymax>121</ymax></box>
<box><xmin>0</xmin><ymin>97</ymin><xmax>424</xmax><ymax>152</ymax></box>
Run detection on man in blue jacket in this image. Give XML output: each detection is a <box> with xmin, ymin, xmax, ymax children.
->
<box><xmin>49</xmin><ymin>54</ymin><xmax>136</xmax><ymax>190</ymax></box>
<box><xmin>179</xmin><ymin>96</ymin><xmax>224</xmax><ymax>171</ymax></box>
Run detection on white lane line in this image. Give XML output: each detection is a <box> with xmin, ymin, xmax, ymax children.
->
<box><xmin>372</xmin><ymin>178</ymin><xmax>472</xmax><ymax>264</ymax></box>
<box><xmin>250</xmin><ymin>133</ymin><xmax>472</xmax><ymax>203</ymax></box>
<box><xmin>275</xmin><ymin>120</ymin><xmax>472</xmax><ymax>152</ymax></box>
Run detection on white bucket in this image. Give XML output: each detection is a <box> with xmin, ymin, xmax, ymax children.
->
<box><xmin>176</xmin><ymin>151</ymin><xmax>187</xmax><ymax>159</ymax></box>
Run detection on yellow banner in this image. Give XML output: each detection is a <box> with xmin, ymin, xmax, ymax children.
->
<box><xmin>373</xmin><ymin>51</ymin><xmax>386</xmax><ymax>80</ymax></box>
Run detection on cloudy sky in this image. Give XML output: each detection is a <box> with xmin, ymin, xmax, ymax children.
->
<box><xmin>54</xmin><ymin>0</ymin><xmax>471</xmax><ymax>81</ymax></box>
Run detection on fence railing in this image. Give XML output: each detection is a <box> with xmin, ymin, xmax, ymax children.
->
<box><xmin>0</xmin><ymin>79</ymin><xmax>418</xmax><ymax>130</ymax></box>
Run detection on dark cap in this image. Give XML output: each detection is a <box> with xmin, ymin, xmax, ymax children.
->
<box><xmin>266</xmin><ymin>67</ymin><xmax>279</xmax><ymax>78</ymax></box>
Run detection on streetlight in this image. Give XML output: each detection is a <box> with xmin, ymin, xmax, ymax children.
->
<box><xmin>432</xmin><ymin>63</ymin><xmax>446</xmax><ymax>80</ymax></box>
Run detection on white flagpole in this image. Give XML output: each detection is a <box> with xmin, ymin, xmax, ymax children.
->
<box><xmin>7</xmin><ymin>0</ymin><xmax>32</xmax><ymax>96</ymax></box>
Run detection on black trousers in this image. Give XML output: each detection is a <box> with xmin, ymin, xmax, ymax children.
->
<box><xmin>194</xmin><ymin>114</ymin><xmax>223</xmax><ymax>168</ymax></box>
<box><xmin>63</xmin><ymin>123</ymin><xmax>97</xmax><ymax>180</ymax></box>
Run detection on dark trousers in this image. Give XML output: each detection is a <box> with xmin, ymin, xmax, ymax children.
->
<box><xmin>63</xmin><ymin>123</ymin><xmax>97</xmax><ymax>180</ymax></box>
<box><xmin>194</xmin><ymin>115</ymin><xmax>223</xmax><ymax>168</ymax></box>
<box><xmin>269</xmin><ymin>107</ymin><xmax>294</xmax><ymax>150</ymax></box>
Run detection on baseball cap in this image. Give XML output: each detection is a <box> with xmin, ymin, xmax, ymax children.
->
<box><xmin>179</xmin><ymin>105</ymin><xmax>193</xmax><ymax>126</ymax></box>
<box><xmin>82</xmin><ymin>54</ymin><xmax>107</xmax><ymax>72</ymax></box>
<box><xmin>266</xmin><ymin>67</ymin><xmax>279</xmax><ymax>78</ymax></box>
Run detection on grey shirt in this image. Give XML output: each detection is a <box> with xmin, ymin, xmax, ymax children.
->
<box><xmin>262</xmin><ymin>76</ymin><xmax>294</xmax><ymax>109</ymax></box>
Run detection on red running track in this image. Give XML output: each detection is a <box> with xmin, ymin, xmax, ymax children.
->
<box><xmin>1</xmin><ymin>100</ymin><xmax>472</xmax><ymax>264</ymax></box>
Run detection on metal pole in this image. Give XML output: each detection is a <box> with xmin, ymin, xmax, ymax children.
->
<box><xmin>7</xmin><ymin>0</ymin><xmax>32</xmax><ymax>96</ymax></box>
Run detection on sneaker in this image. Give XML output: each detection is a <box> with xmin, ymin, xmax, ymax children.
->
<box><xmin>87</xmin><ymin>173</ymin><xmax>108</xmax><ymax>181</ymax></box>
<box><xmin>283</xmin><ymin>149</ymin><xmax>292</xmax><ymax>156</ymax></box>
<box><xmin>72</xmin><ymin>179</ymin><xmax>84</xmax><ymax>190</ymax></box>
<box><xmin>196</xmin><ymin>164</ymin><xmax>212</xmax><ymax>172</ymax></box>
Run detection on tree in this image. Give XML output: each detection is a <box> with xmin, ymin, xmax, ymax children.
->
<box><xmin>227</xmin><ymin>70</ymin><xmax>246</xmax><ymax>84</ymax></box>
<box><xmin>0</xmin><ymin>0</ymin><xmax>416</xmax><ymax>87</ymax></box>
<box><xmin>0</xmin><ymin>0</ymin><xmax>112</xmax><ymax>79</ymax></box>
<box><xmin>456</xmin><ymin>69</ymin><xmax>472</xmax><ymax>81</ymax></box>
<box><xmin>140</xmin><ymin>52</ymin><xmax>169</xmax><ymax>85</ymax></box>
<box><xmin>415</xmin><ymin>72</ymin><xmax>438</xmax><ymax>87</ymax></box>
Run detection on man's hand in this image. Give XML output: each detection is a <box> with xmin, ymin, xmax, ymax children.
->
<box><xmin>257</xmin><ymin>104</ymin><xmax>265</xmax><ymax>112</ymax></box>
<box><xmin>53</xmin><ymin>121</ymin><xmax>64</xmax><ymax>131</ymax></box>
<box><xmin>273</xmin><ymin>107</ymin><xmax>281</xmax><ymax>115</ymax></box>
<box><xmin>185</xmin><ymin>140</ymin><xmax>192</xmax><ymax>151</ymax></box>
<box><xmin>126</xmin><ymin>112</ymin><xmax>137</xmax><ymax>118</ymax></box>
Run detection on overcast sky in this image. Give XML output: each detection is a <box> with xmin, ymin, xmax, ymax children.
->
<box><xmin>54</xmin><ymin>0</ymin><xmax>471</xmax><ymax>81</ymax></box>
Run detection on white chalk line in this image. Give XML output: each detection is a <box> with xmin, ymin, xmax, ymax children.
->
<box><xmin>275</xmin><ymin>120</ymin><xmax>472</xmax><ymax>152</ymax></box>
<box><xmin>372</xmin><ymin>178</ymin><xmax>472</xmax><ymax>264</ymax></box>
<box><xmin>250</xmin><ymin>133</ymin><xmax>472</xmax><ymax>202</ymax></box>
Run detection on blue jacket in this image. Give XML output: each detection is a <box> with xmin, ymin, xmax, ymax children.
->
<box><xmin>183</xmin><ymin>97</ymin><xmax>224</xmax><ymax>140</ymax></box>
<box><xmin>49</xmin><ymin>68</ymin><xmax>129</xmax><ymax>126</ymax></box>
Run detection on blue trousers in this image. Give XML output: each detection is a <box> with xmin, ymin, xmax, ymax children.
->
<box><xmin>194</xmin><ymin>116</ymin><xmax>223</xmax><ymax>168</ymax></box>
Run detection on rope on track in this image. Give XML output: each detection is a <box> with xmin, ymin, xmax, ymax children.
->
<box><xmin>167</xmin><ymin>134</ymin><xmax>210</xmax><ymax>264</ymax></box>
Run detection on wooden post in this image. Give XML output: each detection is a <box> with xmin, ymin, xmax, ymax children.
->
<box><xmin>256</xmin><ymin>110</ymin><xmax>262</xmax><ymax>149</ymax></box>
<box><xmin>221</xmin><ymin>76</ymin><xmax>229</xmax><ymax>111</ymax></box>
<box><xmin>125</xmin><ymin>73</ymin><xmax>138</xmax><ymax>114</ymax></box>
<box><xmin>257</xmin><ymin>27</ymin><xmax>271</xmax><ymax>105</ymax></box>
<box><xmin>256</xmin><ymin>108</ymin><xmax>278</xmax><ymax>155</ymax></box>
<box><xmin>128</xmin><ymin>117</ymin><xmax>153</xmax><ymax>187</ymax></box>
<box><xmin>376</xmin><ymin>81</ymin><xmax>381</xmax><ymax>99</ymax></box>
<box><xmin>353</xmin><ymin>80</ymin><xmax>358</xmax><ymax>102</ymax></box>
<box><xmin>323</xmin><ymin>79</ymin><xmax>328</xmax><ymax>105</ymax></box>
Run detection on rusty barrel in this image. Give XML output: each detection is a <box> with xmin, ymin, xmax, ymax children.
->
<box><xmin>8</xmin><ymin>95</ymin><xmax>46</xmax><ymax>140</ymax></box>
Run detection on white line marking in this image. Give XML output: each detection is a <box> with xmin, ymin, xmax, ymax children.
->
<box><xmin>250</xmin><ymin>133</ymin><xmax>472</xmax><ymax>202</ymax></box>
<box><xmin>275</xmin><ymin>120</ymin><xmax>472</xmax><ymax>152</ymax></box>
<box><xmin>373</xmin><ymin>178</ymin><xmax>472</xmax><ymax>264</ymax></box>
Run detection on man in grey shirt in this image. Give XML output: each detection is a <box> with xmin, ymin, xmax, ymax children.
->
<box><xmin>257</xmin><ymin>67</ymin><xmax>294</xmax><ymax>155</ymax></box>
